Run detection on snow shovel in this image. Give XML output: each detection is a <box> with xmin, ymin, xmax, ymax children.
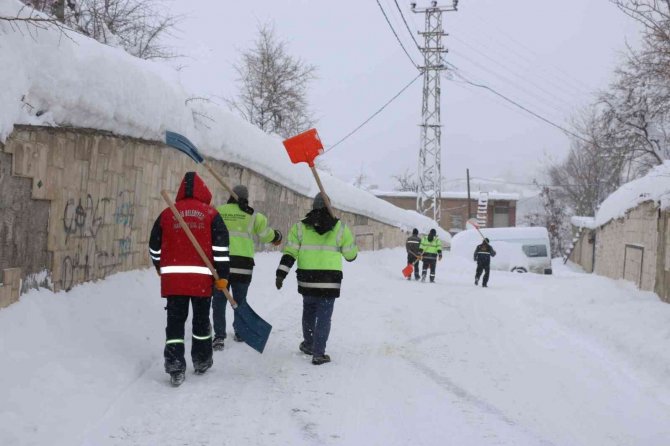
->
<box><xmin>160</xmin><ymin>190</ymin><xmax>272</xmax><ymax>354</ymax></box>
<box><xmin>282</xmin><ymin>128</ymin><xmax>336</xmax><ymax>218</ymax></box>
<box><xmin>165</xmin><ymin>131</ymin><xmax>238</xmax><ymax>200</ymax></box>
<box><xmin>402</xmin><ymin>253</ymin><xmax>422</xmax><ymax>278</ymax></box>
<box><xmin>467</xmin><ymin>218</ymin><xmax>487</xmax><ymax>240</ymax></box>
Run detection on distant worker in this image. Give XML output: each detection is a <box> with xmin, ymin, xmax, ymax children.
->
<box><xmin>149</xmin><ymin>172</ymin><xmax>230</xmax><ymax>387</ymax></box>
<box><xmin>212</xmin><ymin>185</ymin><xmax>282</xmax><ymax>350</ymax></box>
<box><xmin>275</xmin><ymin>193</ymin><xmax>358</xmax><ymax>365</ymax></box>
<box><xmin>419</xmin><ymin>228</ymin><xmax>442</xmax><ymax>283</ymax></box>
<box><xmin>474</xmin><ymin>238</ymin><xmax>496</xmax><ymax>287</ymax></box>
<box><xmin>405</xmin><ymin>228</ymin><xmax>421</xmax><ymax>281</ymax></box>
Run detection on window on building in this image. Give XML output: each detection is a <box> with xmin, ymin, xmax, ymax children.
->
<box><xmin>451</xmin><ymin>214</ymin><xmax>463</xmax><ymax>229</ymax></box>
<box><xmin>493</xmin><ymin>203</ymin><xmax>510</xmax><ymax>227</ymax></box>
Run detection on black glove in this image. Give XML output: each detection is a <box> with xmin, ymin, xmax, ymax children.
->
<box><xmin>272</xmin><ymin>229</ymin><xmax>283</xmax><ymax>246</ymax></box>
<box><xmin>275</xmin><ymin>276</ymin><xmax>283</xmax><ymax>290</ymax></box>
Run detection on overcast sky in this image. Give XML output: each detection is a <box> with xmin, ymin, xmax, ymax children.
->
<box><xmin>164</xmin><ymin>0</ymin><xmax>642</xmax><ymax>191</ymax></box>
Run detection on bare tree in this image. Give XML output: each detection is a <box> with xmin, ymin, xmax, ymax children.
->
<box><xmin>392</xmin><ymin>168</ymin><xmax>418</xmax><ymax>192</ymax></box>
<box><xmin>19</xmin><ymin>0</ymin><xmax>179</xmax><ymax>60</ymax></box>
<box><xmin>523</xmin><ymin>185</ymin><xmax>571</xmax><ymax>257</ymax></box>
<box><xmin>547</xmin><ymin>108</ymin><xmax>628</xmax><ymax>216</ymax></box>
<box><xmin>228</xmin><ymin>23</ymin><xmax>317</xmax><ymax>138</ymax></box>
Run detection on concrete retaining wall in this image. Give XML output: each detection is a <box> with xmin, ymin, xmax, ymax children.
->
<box><xmin>0</xmin><ymin>126</ymin><xmax>409</xmax><ymax>306</ymax></box>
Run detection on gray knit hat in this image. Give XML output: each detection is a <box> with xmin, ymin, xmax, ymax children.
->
<box><xmin>312</xmin><ymin>192</ymin><xmax>327</xmax><ymax>210</ymax></box>
<box><xmin>232</xmin><ymin>185</ymin><xmax>248</xmax><ymax>201</ymax></box>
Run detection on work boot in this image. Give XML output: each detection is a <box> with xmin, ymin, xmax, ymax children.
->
<box><xmin>482</xmin><ymin>283</ymin><xmax>488</xmax><ymax>288</ymax></box>
<box><xmin>421</xmin><ymin>273</ymin><xmax>426</xmax><ymax>283</ymax></box>
<box><xmin>212</xmin><ymin>336</ymin><xmax>225</xmax><ymax>351</ymax></box>
<box><xmin>170</xmin><ymin>371</ymin><xmax>185</xmax><ymax>387</ymax></box>
<box><xmin>194</xmin><ymin>357</ymin><xmax>213</xmax><ymax>375</ymax></box>
<box><xmin>312</xmin><ymin>354</ymin><xmax>331</xmax><ymax>365</ymax></box>
<box><xmin>299</xmin><ymin>341</ymin><xmax>313</xmax><ymax>355</ymax></box>
<box><xmin>233</xmin><ymin>333</ymin><xmax>243</xmax><ymax>342</ymax></box>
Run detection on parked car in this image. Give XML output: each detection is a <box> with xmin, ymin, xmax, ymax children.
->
<box><xmin>451</xmin><ymin>227</ymin><xmax>552</xmax><ymax>274</ymax></box>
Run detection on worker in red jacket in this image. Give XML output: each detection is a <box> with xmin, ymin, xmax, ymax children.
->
<box><xmin>149</xmin><ymin>172</ymin><xmax>230</xmax><ymax>387</ymax></box>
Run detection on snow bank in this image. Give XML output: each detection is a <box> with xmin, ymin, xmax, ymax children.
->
<box><xmin>0</xmin><ymin>0</ymin><xmax>448</xmax><ymax>241</ymax></box>
<box><xmin>570</xmin><ymin>216</ymin><xmax>596</xmax><ymax>229</ymax></box>
<box><xmin>595</xmin><ymin>161</ymin><xmax>670</xmax><ymax>227</ymax></box>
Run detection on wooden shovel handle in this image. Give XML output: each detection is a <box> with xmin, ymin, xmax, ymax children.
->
<box><xmin>202</xmin><ymin>162</ymin><xmax>238</xmax><ymax>201</ymax></box>
<box><xmin>160</xmin><ymin>190</ymin><xmax>237</xmax><ymax>308</ymax></box>
<box><xmin>309</xmin><ymin>165</ymin><xmax>336</xmax><ymax>218</ymax></box>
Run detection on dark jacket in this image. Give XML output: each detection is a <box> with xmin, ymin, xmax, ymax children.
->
<box><xmin>406</xmin><ymin>234</ymin><xmax>421</xmax><ymax>256</ymax></box>
<box><xmin>474</xmin><ymin>242</ymin><xmax>496</xmax><ymax>264</ymax></box>
<box><xmin>149</xmin><ymin>172</ymin><xmax>230</xmax><ymax>297</ymax></box>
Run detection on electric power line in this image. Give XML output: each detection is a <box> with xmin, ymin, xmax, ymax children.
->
<box><xmin>324</xmin><ymin>72</ymin><xmax>423</xmax><ymax>154</ymax></box>
<box><xmin>393</xmin><ymin>0</ymin><xmax>422</xmax><ymax>51</ymax></box>
<box><xmin>376</xmin><ymin>0</ymin><xmax>420</xmax><ymax>70</ymax></box>
<box><xmin>443</xmin><ymin>63</ymin><xmax>591</xmax><ymax>144</ymax></box>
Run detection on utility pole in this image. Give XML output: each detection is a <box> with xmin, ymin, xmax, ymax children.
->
<box><xmin>411</xmin><ymin>1</ymin><xmax>458</xmax><ymax>225</ymax></box>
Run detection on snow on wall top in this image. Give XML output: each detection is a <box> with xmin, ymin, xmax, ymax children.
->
<box><xmin>570</xmin><ymin>216</ymin><xmax>596</xmax><ymax>230</ymax></box>
<box><xmin>0</xmin><ymin>0</ymin><xmax>449</xmax><ymax>241</ymax></box>
<box><xmin>594</xmin><ymin>161</ymin><xmax>670</xmax><ymax>227</ymax></box>
<box><xmin>375</xmin><ymin>190</ymin><xmax>520</xmax><ymax>201</ymax></box>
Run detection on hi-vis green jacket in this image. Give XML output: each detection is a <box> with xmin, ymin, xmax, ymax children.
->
<box><xmin>276</xmin><ymin>219</ymin><xmax>358</xmax><ymax>298</ymax></box>
<box><xmin>217</xmin><ymin>202</ymin><xmax>280</xmax><ymax>283</ymax></box>
<box><xmin>419</xmin><ymin>236</ymin><xmax>442</xmax><ymax>260</ymax></box>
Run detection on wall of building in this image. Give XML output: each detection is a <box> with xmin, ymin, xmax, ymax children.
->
<box><xmin>655</xmin><ymin>210</ymin><xmax>670</xmax><ymax>303</ymax></box>
<box><xmin>594</xmin><ymin>201</ymin><xmax>659</xmax><ymax>292</ymax></box>
<box><xmin>0</xmin><ymin>126</ymin><xmax>410</xmax><ymax>306</ymax></box>
<box><xmin>569</xmin><ymin>227</ymin><xmax>595</xmax><ymax>273</ymax></box>
<box><xmin>378</xmin><ymin>195</ymin><xmax>517</xmax><ymax>234</ymax></box>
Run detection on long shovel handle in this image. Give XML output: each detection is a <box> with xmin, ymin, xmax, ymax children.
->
<box><xmin>160</xmin><ymin>190</ymin><xmax>238</xmax><ymax>308</ymax></box>
<box><xmin>202</xmin><ymin>161</ymin><xmax>238</xmax><ymax>201</ymax></box>
<box><xmin>309</xmin><ymin>165</ymin><xmax>336</xmax><ymax>218</ymax></box>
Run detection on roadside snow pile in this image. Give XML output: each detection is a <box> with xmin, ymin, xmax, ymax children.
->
<box><xmin>0</xmin><ymin>0</ymin><xmax>448</xmax><ymax>240</ymax></box>
<box><xmin>570</xmin><ymin>216</ymin><xmax>596</xmax><ymax>229</ymax></box>
<box><xmin>595</xmin><ymin>161</ymin><xmax>670</xmax><ymax>227</ymax></box>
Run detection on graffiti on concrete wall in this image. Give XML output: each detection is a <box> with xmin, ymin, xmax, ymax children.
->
<box><xmin>60</xmin><ymin>190</ymin><xmax>136</xmax><ymax>291</ymax></box>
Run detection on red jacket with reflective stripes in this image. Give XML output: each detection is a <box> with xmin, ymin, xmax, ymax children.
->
<box><xmin>149</xmin><ymin>172</ymin><xmax>230</xmax><ymax>297</ymax></box>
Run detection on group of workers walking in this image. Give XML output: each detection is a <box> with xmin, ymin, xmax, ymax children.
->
<box><xmin>404</xmin><ymin>228</ymin><xmax>496</xmax><ymax>286</ymax></box>
<box><xmin>149</xmin><ymin>172</ymin><xmax>357</xmax><ymax>386</ymax></box>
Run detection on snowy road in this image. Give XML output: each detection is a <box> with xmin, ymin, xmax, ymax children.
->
<box><xmin>2</xmin><ymin>249</ymin><xmax>670</xmax><ymax>445</ymax></box>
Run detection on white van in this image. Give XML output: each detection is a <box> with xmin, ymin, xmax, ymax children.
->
<box><xmin>451</xmin><ymin>227</ymin><xmax>552</xmax><ymax>274</ymax></box>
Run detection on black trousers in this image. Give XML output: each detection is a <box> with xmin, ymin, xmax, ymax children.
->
<box><xmin>407</xmin><ymin>253</ymin><xmax>420</xmax><ymax>279</ymax></box>
<box><xmin>164</xmin><ymin>296</ymin><xmax>213</xmax><ymax>374</ymax></box>
<box><xmin>422</xmin><ymin>258</ymin><xmax>437</xmax><ymax>281</ymax></box>
<box><xmin>475</xmin><ymin>262</ymin><xmax>491</xmax><ymax>285</ymax></box>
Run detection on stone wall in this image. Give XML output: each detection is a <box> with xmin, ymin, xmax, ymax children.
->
<box><xmin>594</xmin><ymin>201</ymin><xmax>659</xmax><ymax>292</ymax></box>
<box><xmin>0</xmin><ymin>126</ymin><xmax>409</xmax><ymax>305</ymax></box>
<box><xmin>655</xmin><ymin>210</ymin><xmax>670</xmax><ymax>303</ymax></box>
<box><xmin>569</xmin><ymin>227</ymin><xmax>595</xmax><ymax>273</ymax></box>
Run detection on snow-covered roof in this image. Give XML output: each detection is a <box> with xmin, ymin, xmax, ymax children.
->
<box><xmin>0</xmin><ymin>0</ymin><xmax>450</xmax><ymax>242</ymax></box>
<box><xmin>375</xmin><ymin>190</ymin><xmax>520</xmax><ymax>201</ymax></box>
<box><xmin>570</xmin><ymin>216</ymin><xmax>596</xmax><ymax>230</ymax></box>
<box><xmin>595</xmin><ymin>161</ymin><xmax>670</xmax><ymax>227</ymax></box>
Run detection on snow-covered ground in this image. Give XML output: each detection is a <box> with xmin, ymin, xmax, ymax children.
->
<box><xmin>2</xmin><ymin>249</ymin><xmax>670</xmax><ymax>446</ymax></box>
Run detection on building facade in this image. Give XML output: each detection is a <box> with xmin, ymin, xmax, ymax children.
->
<box><xmin>376</xmin><ymin>191</ymin><xmax>519</xmax><ymax>235</ymax></box>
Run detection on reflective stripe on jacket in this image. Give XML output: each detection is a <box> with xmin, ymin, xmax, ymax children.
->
<box><xmin>419</xmin><ymin>236</ymin><xmax>442</xmax><ymax>258</ymax></box>
<box><xmin>276</xmin><ymin>220</ymin><xmax>358</xmax><ymax>298</ymax></box>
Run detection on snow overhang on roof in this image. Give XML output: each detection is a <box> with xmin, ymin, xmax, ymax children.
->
<box><xmin>595</xmin><ymin>161</ymin><xmax>670</xmax><ymax>227</ymax></box>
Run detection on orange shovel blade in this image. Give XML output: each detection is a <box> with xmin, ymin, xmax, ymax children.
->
<box><xmin>282</xmin><ymin>128</ymin><xmax>324</xmax><ymax>167</ymax></box>
<box><xmin>402</xmin><ymin>264</ymin><xmax>413</xmax><ymax>278</ymax></box>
